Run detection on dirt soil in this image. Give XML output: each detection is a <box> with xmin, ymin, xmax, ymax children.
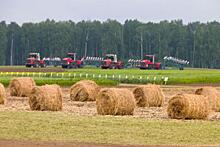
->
<box><xmin>0</xmin><ymin>67</ymin><xmax>65</xmax><ymax>72</ymax></box>
<box><xmin>1</xmin><ymin>84</ymin><xmax>220</xmax><ymax>120</ymax></box>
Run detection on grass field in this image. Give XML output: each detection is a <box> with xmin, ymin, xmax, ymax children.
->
<box><xmin>0</xmin><ymin>67</ymin><xmax>220</xmax><ymax>86</ymax></box>
<box><xmin>0</xmin><ymin>77</ymin><xmax>118</xmax><ymax>86</ymax></box>
<box><xmin>0</xmin><ymin>111</ymin><xmax>220</xmax><ymax>145</ymax></box>
<box><xmin>68</xmin><ymin>68</ymin><xmax>220</xmax><ymax>84</ymax></box>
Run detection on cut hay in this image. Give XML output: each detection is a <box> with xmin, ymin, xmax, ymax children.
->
<box><xmin>96</xmin><ymin>88</ymin><xmax>136</xmax><ymax>115</ymax></box>
<box><xmin>70</xmin><ymin>80</ymin><xmax>100</xmax><ymax>101</ymax></box>
<box><xmin>29</xmin><ymin>84</ymin><xmax>62</xmax><ymax>111</ymax></box>
<box><xmin>195</xmin><ymin>87</ymin><xmax>220</xmax><ymax>112</ymax></box>
<box><xmin>0</xmin><ymin>83</ymin><xmax>6</xmax><ymax>104</ymax></box>
<box><xmin>9</xmin><ymin>77</ymin><xmax>36</xmax><ymax>97</ymax></box>
<box><xmin>133</xmin><ymin>84</ymin><xmax>164</xmax><ymax>107</ymax></box>
<box><xmin>167</xmin><ymin>94</ymin><xmax>210</xmax><ymax>119</ymax></box>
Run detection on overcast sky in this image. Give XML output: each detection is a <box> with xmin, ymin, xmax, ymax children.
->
<box><xmin>1</xmin><ymin>0</ymin><xmax>219</xmax><ymax>25</ymax></box>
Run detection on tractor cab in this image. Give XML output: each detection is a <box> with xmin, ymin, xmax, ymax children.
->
<box><xmin>25</xmin><ymin>53</ymin><xmax>46</xmax><ymax>68</ymax></box>
<box><xmin>66</xmin><ymin>53</ymin><xmax>76</xmax><ymax>60</ymax></box>
<box><xmin>101</xmin><ymin>54</ymin><xmax>123</xmax><ymax>69</ymax></box>
<box><xmin>62</xmin><ymin>52</ymin><xmax>83</xmax><ymax>69</ymax></box>
<box><xmin>103</xmin><ymin>54</ymin><xmax>117</xmax><ymax>62</ymax></box>
<box><xmin>28</xmin><ymin>53</ymin><xmax>40</xmax><ymax>60</ymax></box>
<box><xmin>140</xmin><ymin>54</ymin><xmax>161</xmax><ymax>70</ymax></box>
<box><xmin>143</xmin><ymin>55</ymin><xmax>155</xmax><ymax>63</ymax></box>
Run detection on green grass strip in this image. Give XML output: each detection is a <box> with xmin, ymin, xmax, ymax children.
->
<box><xmin>0</xmin><ymin>77</ymin><xmax>118</xmax><ymax>86</ymax></box>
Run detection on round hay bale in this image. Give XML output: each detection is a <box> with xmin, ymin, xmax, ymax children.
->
<box><xmin>96</xmin><ymin>88</ymin><xmax>136</xmax><ymax>115</ymax></box>
<box><xmin>195</xmin><ymin>87</ymin><xmax>220</xmax><ymax>112</ymax></box>
<box><xmin>167</xmin><ymin>94</ymin><xmax>210</xmax><ymax>119</ymax></box>
<box><xmin>9</xmin><ymin>77</ymin><xmax>36</xmax><ymax>97</ymax></box>
<box><xmin>0</xmin><ymin>83</ymin><xmax>6</xmax><ymax>104</ymax></box>
<box><xmin>29</xmin><ymin>84</ymin><xmax>62</xmax><ymax>111</ymax></box>
<box><xmin>133</xmin><ymin>84</ymin><xmax>164</xmax><ymax>107</ymax></box>
<box><xmin>70</xmin><ymin>80</ymin><xmax>100</xmax><ymax>101</ymax></box>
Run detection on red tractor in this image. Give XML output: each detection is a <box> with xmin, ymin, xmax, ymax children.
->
<box><xmin>140</xmin><ymin>55</ymin><xmax>161</xmax><ymax>70</ymax></box>
<box><xmin>25</xmin><ymin>53</ymin><xmax>46</xmax><ymax>68</ymax></box>
<box><xmin>101</xmin><ymin>54</ymin><xmax>124</xmax><ymax>69</ymax></box>
<box><xmin>61</xmin><ymin>53</ymin><xmax>83</xmax><ymax>68</ymax></box>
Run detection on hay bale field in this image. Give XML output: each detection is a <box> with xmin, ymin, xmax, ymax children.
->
<box><xmin>29</xmin><ymin>84</ymin><xmax>62</xmax><ymax>111</ymax></box>
<box><xmin>0</xmin><ymin>83</ymin><xmax>6</xmax><ymax>104</ymax></box>
<box><xmin>195</xmin><ymin>87</ymin><xmax>220</xmax><ymax>112</ymax></box>
<box><xmin>70</xmin><ymin>80</ymin><xmax>100</xmax><ymax>101</ymax></box>
<box><xmin>96</xmin><ymin>88</ymin><xmax>136</xmax><ymax>115</ymax></box>
<box><xmin>167</xmin><ymin>94</ymin><xmax>210</xmax><ymax>119</ymax></box>
<box><xmin>133</xmin><ymin>84</ymin><xmax>164</xmax><ymax>107</ymax></box>
<box><xmin>2</xmin><ymin>85</ymin><xmax>220</xmax><ymax>120</ymax></box>
<box><xmin>9</xmin><ymin>77</ymin><xmax>36</xmax><ymax>97</ymax></box>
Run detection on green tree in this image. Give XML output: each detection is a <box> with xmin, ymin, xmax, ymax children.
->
<box><xmin>0</xmin><ymin>21</ymin><xmax>7</xmax><ymax>65</ymax></box>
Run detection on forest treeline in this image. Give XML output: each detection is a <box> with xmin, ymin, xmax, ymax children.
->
<box><xmin>0</xmin><ymin>19</ymin><xmax>219</xmax><ymax>68</ymax></box>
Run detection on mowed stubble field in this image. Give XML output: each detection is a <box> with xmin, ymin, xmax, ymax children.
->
<box><xmin>0</xmin><ymin>66</ymin><xmax>220</xmax><ymax>146</ymax></box>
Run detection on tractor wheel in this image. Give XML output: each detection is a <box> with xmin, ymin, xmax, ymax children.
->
<box><xmin>34</xmin><ymin>64</ymin><xmax>39</xmax><ymax>68</ymax></box>
<box><xmin>179</xmin><ymin>67</ymin><xmax>184</xmax><ymax>70</ymax></box>
<box><xmin>41</xmin><ymin>64</ymin><xmax>46</xmax><ymax>68</ymax></box>
<box><xmin>118</xmin><ymin>65</ymin><xmax>124</xmax><ymax>69</ymax></box>
<box><xmin>62</xmin><ymin>65</ymin><xmax>68</xmax><ymax>68</ymax></box>
<box><xmin>77</xmin><ymin>64</ymin><xmax>83</xmax><ymax>68</ymax></box>
<box><xmin>67</xmin><ymin>65</ymin><xmax>71</xmax><ymax>69</ymax></box>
